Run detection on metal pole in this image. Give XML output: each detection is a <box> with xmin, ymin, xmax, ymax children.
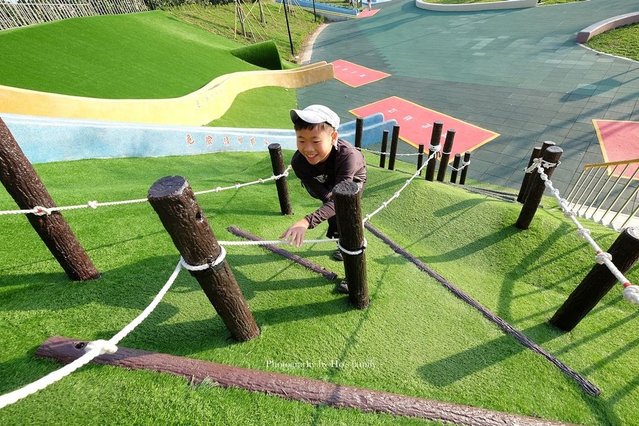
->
<box><xmin>283</xmin><ymin>0</ymin><xmax>294</xmax><ymax>57</ymax></box>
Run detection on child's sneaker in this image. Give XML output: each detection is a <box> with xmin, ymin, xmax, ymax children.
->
<box><xmin>335</xmin><ymin>279</ymin><xmax>349</xmax><ymax>294</ymax></box>
<box><xmin>332</xmin><ymin>248</ymin><xmax>343</xmax><ymax>261</ymax></box>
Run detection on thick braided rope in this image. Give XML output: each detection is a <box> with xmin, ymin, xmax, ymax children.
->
<box><xmin>363</xmin><ymin>148</ymin><xmax>439</xmax><ymax>224</ymax></box>
<box><xmin>532</xmin><ymin>163</ymin><xmax>639</xmax><ymax>304</ymax></box>
<box><xmin>0</xmin><ymin>259</ymin><xmax>183</xmax><ymax>410</ymax></box>
<box><xmin>0</xmin><ymin>167</ymin><xmax>291</xmax><ymax>217</ymax></box>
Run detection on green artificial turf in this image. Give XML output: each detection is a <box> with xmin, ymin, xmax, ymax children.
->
<box><xmin>0</xmin><ymin>10</ymin><xmax>311</xmax><ymax>128</ymax></box>
<box><xmin>0</xmin><ymin>11</ymin><xmax>255</xmax><ymax>99</ymax></box>
<box><xmin>1</xmin><ymin>152</ymin><xmax>639</xmax><ymax>424</ymax></box>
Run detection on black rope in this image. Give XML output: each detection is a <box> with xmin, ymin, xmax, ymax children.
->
<box><xmin>364</xmin><ymin>222</ymin><xmax>601</xmax><ymax>397</ymax></box>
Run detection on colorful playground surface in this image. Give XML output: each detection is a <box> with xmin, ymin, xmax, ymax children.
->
<box><xmin>351</xmin><ymin>96</ymin><xmax>499</xmax><ymax>155</ymax></box>
<box><xmin>593</xmin><ymin>119</ymin><xmax>639</xmax><ymax>178</ymax></box>
<box><xmin>332</xmin><ymin>59</ymin><xmax>390</xmax><ymax>88</ymax></box>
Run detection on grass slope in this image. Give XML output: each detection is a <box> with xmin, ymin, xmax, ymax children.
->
<box><xmin>1</xmin><ymin>152</ymin><xmax>638</xmax><ymax>424</ymax></box>
<box><xmin>0</xmin><ymin>10</ymin><xmax>305</xmax><ymax>128</ymax></box>
<box><xmin>0</xmin><ymin>11</ymin><xmax>254</xmax><ymax>99</ymax></box>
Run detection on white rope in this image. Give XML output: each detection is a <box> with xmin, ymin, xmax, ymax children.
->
<box><xmin>179</xmin><ymin>247</ymin><xmax>227</xmax><ymax>271</ymax></box>
<box><xmin>194</xmin><ymin>166</ymin><xmax>291</xmax><ymax>196</ymax></box>
<box><xmin>531</xmin><ymin>163</ymin><xmax>639</xmax><ymax>304</ymax></box>
<box><xmin>218</xmin><ymin>238</ymin><xmax>337</xmax><ymax>246</ymax></box>
<box><xmin>363</xmin><ymin>150</ymin><xmax>439</xmax><ymax>224</ymax></box>
<box><xmin>0</xmin><ymin>259</ymin><xmax>183</xmax><ymax>410</ymax></box>
<box><xmin>359</xmin><ymin>147</ymin><xmax>422</xmax><ymax>157</ymax></box>
<box><xmin>524</xmin><ymin>157</ymin><xmax>560</xmax><ymax>174</ymax></box>
<box><xmin>0</xmin><ymin>167</ymin><xmax>292</xmax><ymax>217</ymax></box>
<box><xmin>448</xmin><ymin>160</ymin><xmax>471</xmax><ymax>172</ymax></box>
<box><xmin>338</xmin><ymin>238</ymin><xmax>367</xmax><ymax>256</ymax></box>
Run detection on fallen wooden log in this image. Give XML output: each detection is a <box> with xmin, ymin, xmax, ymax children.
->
<box><xmin>227</xmin><ymin>225</ymin><xmax>338</xmax><ymax>281</ymax></box>
<box><xmin>36</xmin><ymin>336</ymin><xmax>572</xmax><ymax>426</ymax></box>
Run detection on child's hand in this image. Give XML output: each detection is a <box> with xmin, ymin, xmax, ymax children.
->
<box><xmin>281</xmin><ymin>218</ymin><xmax>310</xmax><ymax>247</ymax></box>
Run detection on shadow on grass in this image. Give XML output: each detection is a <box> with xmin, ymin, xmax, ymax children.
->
<box><xmin>419</xmin><ymin>224</ymin><xmax>520</xmax><ymax>262</ymax></box>
<box><xmin>417</xmin><ymin>322</ymin><xmax>619</xmax><ymax>424</ymax></box>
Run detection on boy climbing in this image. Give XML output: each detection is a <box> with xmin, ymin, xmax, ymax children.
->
<box><xmin>280</xmin><ymin>104</ymin><xmax>367</xmax><ymax>293</ymax></box>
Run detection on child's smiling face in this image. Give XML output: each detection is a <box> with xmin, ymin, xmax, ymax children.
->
<box><xmin>295</xmin><ymin>125</ymin><xmax>337</xmax><ymax>165</ymax></box>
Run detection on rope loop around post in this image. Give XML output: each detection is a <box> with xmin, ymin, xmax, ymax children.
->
<box><xmin>32</xmin><ymin>206</ymin><xmax>53</xmax><ymax>216</ymax></box>
<box><xmin>337</xmin><ymin>238</ymin><xmax>367</xmax><ymax>256</ymax></box>
<box><xmin>595</xmin><ymin>251</ymin><xmax>612</xmax><ymax>265</ymax></box>
<box><xmin>428</xmin><ymin>144</ymin><xmax>441</xmax><ymax>153</ymax></box>
<box><xmin>180</xmin><ymin>246</ymin><xmax>227</xmax><ymax>271</ymax></box>
<box><xmin>623</xmin><ymin>284</ymin><xmax>639</xmax><ymax>304</ymax></box>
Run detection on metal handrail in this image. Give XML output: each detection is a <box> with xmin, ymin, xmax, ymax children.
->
<box><xmin>564</xmin><ymin>157</ymin><xmax>639</xmax><ymax>232</ymax></box>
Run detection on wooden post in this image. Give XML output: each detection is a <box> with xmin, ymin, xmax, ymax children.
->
<box><xmin>519</xmin><ymin>141</ymin><xmax>555</xmax><ymax>203</ymax></box>
<box><xmin>425</xmin><ymin>121</ymin><xmax>443</xmax><ymax>182</ymax></box>
<box><xmin>416</xmin><ymin>144</ymin><xmax>424</xmax><ymax>175</ymax></box>
<box><xmin>550</xmin><ymin>227</ymin><xmax>639</xmax><ymax>331</ymax></box>
<box><xmin>388</xmin><ymin>125</ymin><xmax>400</xmax><ymax>171</ymax></box>
<box><xmin>517</xmin><ymin>146</ymin><xmax>542</xmax><ymax>203</ymax></box>
<box><xmin>148</xmin><ymin>176</ymin><xmax>260</xmax><ymax>342</ymax></box>
<box><xmin>459</xmin><ymin>152</ymin><xmax>471</xmax><ymax>185</ymax></box>
<box><xmin>333</xmin><ymin>181</ymin><xmax>369</xmax><ymax>309</ymax></box>
<box><xmin>436</xmin><ymin>129</ymin><xmax>456</xmax><ymax>182</ymax></box>
<box><xmin>450</xmin><ymin>154</ymin><xmax>461</xmax><ymax>184</ymax></box>
<box><xmin>268</xmin><ymin>143</ymin><xmax>292</xmax><ymax>215</ymax></box>
<box><xmin>354</xmin><ymin>117</ymin><xmax>363</xmax><ymax>149</ymax></box>
<box><xmin>379</xmin><ymin>130</ymin><xmax>388</xmax><ymax>169</ymax></box>
<box><xmin>0</xmin><ymin>118</ymin><xmax>100</xmax><ymax>281</ymax></box>
<box><xmin>515</xmin><ymin>146</ymin><xmax>563</xmax><ymax>230</ymax></box>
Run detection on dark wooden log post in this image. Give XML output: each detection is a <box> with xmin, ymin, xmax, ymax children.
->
<box><xmin>388</xmin><ymin>125</ymin><xmax>400</xmax><ymax>171</ymax></box>
<box><xmin>416</xmin><ymin>144</ymin><xmax>425</xmax><ymax>175</ymax></box>
<box><xmin>515</xmin><ymin>145</ymin><xmax>563</xmax><ymax>230</ymax></box>
<box><xmin>459</xmin><ymin>152</ymin><xmax>472</xmax><ymax>185</ymax></box>
<box><xmin>354</xmin><ymin>117</ymin><xmax>363</xmax><ymax>149</ymax></box>
<box><xmin>333</xmin><ymin>181</ymin><xmax>369</xmax><ymax>309</ymax></box>
<box><xmin>519</xmin><ymin>141</ymin><xmax>555</xmax><ymax>203</ymax></box>
<box><xmin>148</xmin><ymin>176</ymin><xmax>260</xmax><ymax>341</ymax></box>
<box><xmin>0</xmin><ymin>118</ymin><xmax>100</xmax><ymax>281</ymax></box>
<box><xmin>268</xmin><ymin>143</ymin><xmax>292</xmax><ymax>215</ymax></box>
<box><xmin>379</xmin><ymin>130</ymin><xmax>388</xmax><ymax>169</ymax></box>
<box><xmin>436</xmin><ymin>129</ymin><xmax>456</xmax><ymax>182</ymax></box>
<box><xmin>517</xmin><ymin>146</ymin><xmax>542</xmax><ymax>203</ymax></box>
<box><xmin>425</xmin><ymin>121</ymin><xmax>443</xmax><ymax>182</ymax></box>
<box><xmin>550</xmin><ymin>227</ymin><xmax>639</xmax><ymax>331</ymax></box>
<box><xmin>450</xmin><ymin>154</ymin><xmax>461</xmax><ymax>184</ymax></box>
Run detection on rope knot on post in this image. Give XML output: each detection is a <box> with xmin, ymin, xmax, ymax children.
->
<box><xmin>179</xmin><ymin>247</ymin><xmax>227</xmax><ymax>272</ymax></box>
<box><xmin>595</xmin><ymin>251</ymin><xmax>612</xmax><ymax>265</ymax></box>
<box><xmin>85</xmin><ymin>339</ymin><xmax>118</xmax><ymax>355</ymax></box>
<box><xmin>338</xmin><ymin>238</ymin><xmax>368</xmax><ymax>256</ymax></box>
<box><xmin>32</xmin><ymin>206</ymin><xmax>53</xmax><ymax>216</ymax></box>
<box><xmin>623</xmin><ymin>284</ymin><xmax>639</xmax><ymax>304</ymax></box>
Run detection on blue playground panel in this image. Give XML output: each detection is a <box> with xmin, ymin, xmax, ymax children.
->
<box><xmin>3</xmin><ymin>113</ymin><xmax>397</xmax><ymax>164</ymax></box>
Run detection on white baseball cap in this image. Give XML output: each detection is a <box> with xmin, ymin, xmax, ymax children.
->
<box><xmin>290</xmin><ymin>104</ymin><xmax>340</xmax><ymax>129</ymax></box>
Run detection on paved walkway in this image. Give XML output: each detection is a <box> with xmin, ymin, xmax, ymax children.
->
<box><xmin>297</xmin><ymin>0</ymin><xmax>639</xmax><ymax>192</ymax></box>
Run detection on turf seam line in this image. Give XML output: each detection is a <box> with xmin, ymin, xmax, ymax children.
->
<box><xmin>364</xmin><ymin>222</ymin><xmax>601</xmax><ymax>397</ymax></box>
